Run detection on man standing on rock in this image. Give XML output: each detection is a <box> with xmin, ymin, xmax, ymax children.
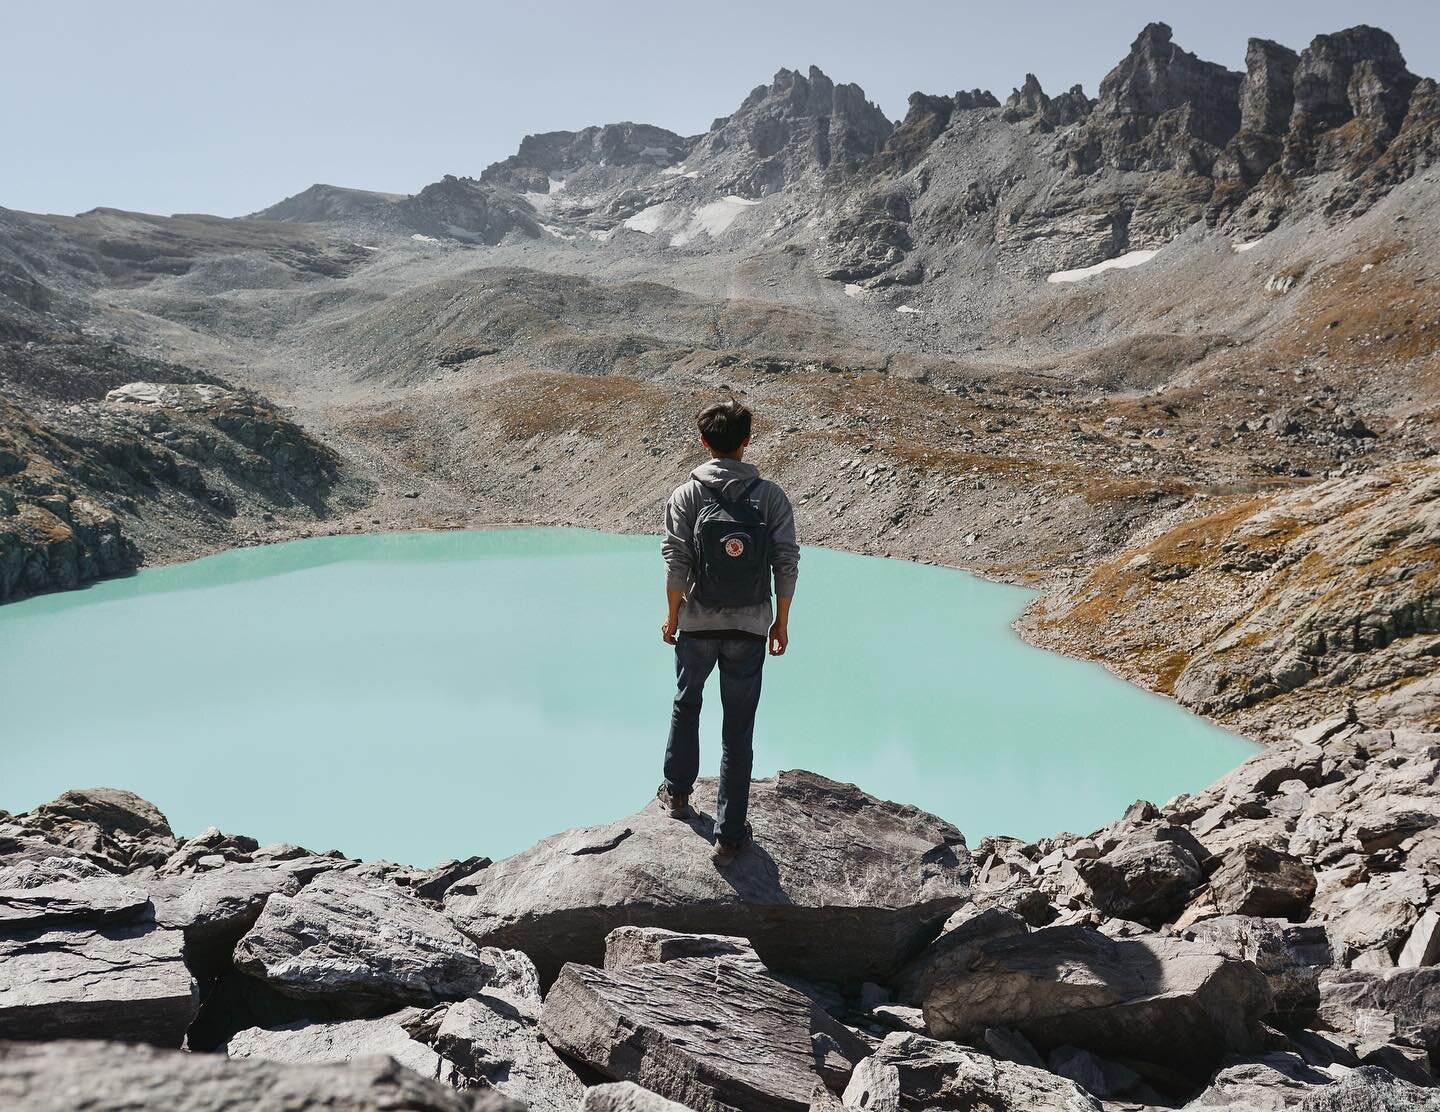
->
<box><xmin>659</xmin><ymin>398</ymin><xmax>799</xmax><ymax>865</ymax></box>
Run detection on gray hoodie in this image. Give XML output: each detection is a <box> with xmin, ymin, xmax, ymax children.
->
<box><xmin>662</xmin><ymin>458</ymin><xmax>800</xmax><ymax>637</ymax></box>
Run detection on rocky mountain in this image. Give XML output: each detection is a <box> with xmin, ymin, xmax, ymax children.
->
<box><xmin>2</xmin><ymin>22</ymin><xmax>1436</xmax><ymax>727</ymax></box>
<box><xmin>3</xmin><ymin>23</ymin><xmax>1440</xmax><ymax>1098</ymax></box>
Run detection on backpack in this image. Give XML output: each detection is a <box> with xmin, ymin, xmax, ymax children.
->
<box><xmin>692</xmin><ymin>477</ymin><xmax>771</xmax><ymax>608</ymax></box>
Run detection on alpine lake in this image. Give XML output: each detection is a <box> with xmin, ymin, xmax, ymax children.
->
<box><xmin>0</xmin><ymin>528</ymin><xmax>1256</xmax><ymax>865</ymax></box>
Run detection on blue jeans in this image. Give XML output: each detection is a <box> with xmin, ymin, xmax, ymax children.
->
<box><xmin>664</xmin><ymin>634</ymin><xmax>765</xmax><ymax>843</ymax></box>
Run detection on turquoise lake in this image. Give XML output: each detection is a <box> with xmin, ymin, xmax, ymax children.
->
<box><xmin>0</xmin><ymin>528</ymin><xmax>1255</xmax><ymax>865</ymax></box>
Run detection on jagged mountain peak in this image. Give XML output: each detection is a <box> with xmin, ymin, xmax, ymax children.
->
<box><xmin>480</xmin><ymin>122</ymin><xmax>692</xmax><ymax>192</ymax></box>
<box><xmin>689</xmin><ymin>64</ymin><xmax>894</xmax><ymax>197</ymax></box>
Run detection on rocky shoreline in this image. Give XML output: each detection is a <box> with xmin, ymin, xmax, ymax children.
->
<box><xmin>2</xmin><ymin>721</ymin><xmax>1437</xmax><ymax>1110</ymax></box>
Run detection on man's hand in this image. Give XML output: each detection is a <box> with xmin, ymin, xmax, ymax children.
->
<box><xmin>768</xmin><ymin>621</ymin><xmax>788</xmax><ymax>656</ymax></box>
<box><xmin>661</xmin><ymin>615</ymin><xmax>679</xmax><ymax>645</ymax></box>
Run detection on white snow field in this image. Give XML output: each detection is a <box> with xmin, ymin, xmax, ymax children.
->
<box><xmin>1047</xmin><ymin>249</ymin><xmax>1159</xmax><ymax>283</ymax></box>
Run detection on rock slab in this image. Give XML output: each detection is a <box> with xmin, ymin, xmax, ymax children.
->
<box><xmin>917</xmin><ymin>924</ymin><xmax>1272</xmax><ymax>1080</ymax></box>
<box><xmin>448</xmin><ymin>770</ymin><xmax>970</xmax><ymax>985</ymax></box>
<box><xmin>233</xmin><ymin>870</ymin><xmax>538</xmax><ymax>1011</ymax></box>
<box><xmin>540</xmin><ymin>931</ymin><xmax>873</xmax><ymax>1112</ymax></box>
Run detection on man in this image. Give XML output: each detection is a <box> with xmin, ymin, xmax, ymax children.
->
<box><xmin>659</xmin><ymin>398</ymin><xmax>799</xmax><ymax>864</ymax></box>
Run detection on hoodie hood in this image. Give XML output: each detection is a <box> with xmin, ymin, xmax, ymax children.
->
<box><xmin>691</xmin><ymin>457</ymin><xmax>761</xmax><ymax>498</ymax></box>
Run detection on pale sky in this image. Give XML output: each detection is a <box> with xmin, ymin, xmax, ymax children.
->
<box><xmin>3</xmin><ymin>0</ymin><xmax>1437</xmax><ymax>218</ymax></box>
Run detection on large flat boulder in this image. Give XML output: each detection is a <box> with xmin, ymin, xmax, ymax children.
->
<box><xmin>842</xmin><ymin>1032</ymin><xmax>1099</xmax><ymax>1111</ymax></box>
<box><xmin>0</xmin><ymin>878</ymin><xmax>151</xmax><ymax>929</ymax></box>
<box><xmin>224</xmin><ymin>1010</ymin><xmax>463</xmax><ymax>1087</ymax></box>
<box><xmin>447</xmin><ymin>770</ymin><xmax>970</xmax><ymax>984</ymax></box>
<box><xmin>232</xmin><ymin>871</ymin><xmax>539</xmax><ymax>1012</ymax></box>
<box><xmin>0</xmin><ymin>918</ymin><xmax>196</xmax><ymax>1045</ymax></box>
<box><xmin>539</xmin><ymin>930</ymin><xmax>874</xmax><ymax>1112</ymax></box>
<box><xmin>0</xmin><ymin>1038</ymin><xmax>522</xmax><ymax>1111</ymax></box>
<box><xmin>917</xmin><ymin>924</ymin><xmax>1273</xmax><ymax>1081</ymax></box>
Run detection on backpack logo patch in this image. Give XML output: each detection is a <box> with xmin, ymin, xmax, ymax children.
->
<box><xmin>724</xmin><ymin>536</ymin><xmax>746</xmax><ymax>558</ymax></box>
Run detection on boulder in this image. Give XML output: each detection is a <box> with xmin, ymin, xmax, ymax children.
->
<box><xmin>1046</xmin><ymin>1045</ymin><xmax>1141</xmax><ymax>1100</ymax></box>
<box><xmin>447</xmin><ymin>770</ymin><xmax>970</xmax><ymax>985</ymax></box>
<box><xmin>233</xmin><ymin>871</ymin><xmax>539</xmax><ymax>1011</ymax></box>
<box><xmin>1316</xmin><ymin>870</ymin><xmax>1430</xmax><ymax>961</ymax></box>
<box><xmin>0</xmin><ymin>918</ymin><xmax>196</xmax><ymax>1045</ymax></box>
<box><xmin>1182</xmin><ymin>1051</ymin><xmax>1333</xmax><ymax>1109</ymax></box>
<box><xmin>1398</xmin><ymin>909</ymin><xmax>1440</xmax><ymax>969</ymax></box>
<box><xmin>917</xmin><ymin>925</ymin><xmax>1273</xmax><ymax>1080</ymax></box>
<box><xmin>224</xmin><ymin>1011</ymin><xmax>463</xmax><ymax>1087</ymax></box>
<box><xmin>1184</xmin><ymin>915</ymin><xmax>1333</xmax><ymax>1023</ymax></box>
<box><xmin>894</xmin><ymin>907</ymin><xmax>1029</xmax><ymax>1004</ymax></box>
<box><xmin>1317</xmin><ymin>967</ymin><xmax>1440</xmax><ymax>1054</ymax></box>
<box><xmin>13</xmin><ymin>788</ymin><xmax>178</xmax><ymax>870</ymax></box>
<box><xmin>1180</xmin><ymin>844</ymin><xmax>1317</xmax><ymax>925</ymax></box>
<box><xmin>149</xmin><ymin>862</ymin><xmax>304</xmax><ymax>956</ymax></box>
<box><xmin>583</xmin><ymin>1081</ymin><xmax>699</xmax><ymax>1112</ymax></box>
<box><xmin>433</xmin><ymin>990</ymin><xmax>586</xmax><ymax>1112</ymax></box>
<box><xmin>539</xmin><ymin>930</ymin><xmax>873</xmax><ymax>1112</ymax></box>
<box><xmin>1074</xmin><ymin>837</ymin><xmax>1202</xmax><ymax>924</ymax></box>
<box><xmin>1295</xmin><ymin>1065</ymin><xmax>1440</xmax><ymax>1111</ymax></box>
<box><xmin>842</xmin><ymin>1032</ymin><xmax>1099</xmax><ymax>1111</ymax></box>
<box><xmin>0</xmin><ymin>878</ymin><xmax>151</xmax><ymax>928</ymax></box>
<box><xmin>0</xmin><ymin>1038</ymin><xmax>522</xmax><ymax>1111</ymax></box>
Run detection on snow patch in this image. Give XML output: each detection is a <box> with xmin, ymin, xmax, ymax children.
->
<box><xmin>672</xmin><ymin>196</ymin><xmax>760</xmax><ymax>245</ymax></box>
<box><xmin>410</xmin><ymin>233</ymin><xmax>441</xmax><ymax>244</ymax></box>
<box><xmin>351</xmin><ymin>243</ymin><xmax>379</xmax><ymax>251</ymax></box>
<box><xmin>896</xmin><ymin>305</ymin><xmax>924</xmax><ymax>314</ymax></box>
<box><xmin>1047</xmin><ymin>249</ymin><xmax>1159</xmax><ymax>283</ymax></box>
<box><xmin>626</xmin><ymin>196</ymin><xmax>762</xmax><ymax>247</ymax></box>
<box><xmin>661</xmin><ymin>166</ymin><xmax>700</xmax><ymax>179</ymax></box>
<box><xmin>844</xmin><ymin>284</ymin><xmax>864</xmax><ymax>298</ymax></box>
<box><xmin>1233</xmin><ymin>239</ymin><xmax>1262</xmax><ymax>253</ymax></box>
<box><xmin>622</xmin><ymin>203</ymin><xmax>674</xmax><ymax>235</ymax></box>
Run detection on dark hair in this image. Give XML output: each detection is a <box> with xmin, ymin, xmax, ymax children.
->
<box><xmin>696</xmin><ymin>399</ymin><xmax>753</xmax><ymax>454</ymax></box>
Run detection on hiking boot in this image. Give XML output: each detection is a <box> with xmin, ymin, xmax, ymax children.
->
<box><xmin>657</xmin><ymin>783</ymin><xmax>691</xmax><ymax>819</ymax></box>
<box><xmin>712</xmin><ymin>823</ymin><xmax>753</xmax><ymax>866</ymax></box>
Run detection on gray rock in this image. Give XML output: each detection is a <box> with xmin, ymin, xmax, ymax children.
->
<box><xmin>1296</xmin><ymin>1065</ymin><xmax>1440</xmax><ymax>1111</ymax></box>
<box><xmin>1046</xmin><ymin>1045</ymin><xmax>1141</xmax><ymax>1100</ymax></box>
<box><xmin>605</xmin><ymin>925</ymin><xmax>759</xmax><ymax>970</ymax></box>
<box><xmin>982</xmin><ymin>1026</ymin><xmax>1046</xmax><ymax>1069</ymax></box>
<box><xmin>413</xmin><ymin>855</ymin><xmax>491</xmax><ymax>901</ymax></box>
<box><xmin>582</xmin><ymin>1081</ymin><xmax>699</xmax><ymax>1112</ymax></box>
<box><xmin>0</xmin><ymin>1038</ymin><xmax>522</xmax><ymax>1111</ymax></box>
<box><xmin>917</xmin><ymin>925</ymin><xmax>1273</xmax><ymax>1080</ymax></box>
<box><xmin>149</xmin><ymin>862</ymin><xmax>303</xmax><ymax>952</ymax></box>
<box><xmin>224</xmin><ymin>1011</ymin><xmax>463</xmax><ymax>1087</ymax></box>
<box><xmin>434</xmin><ymin>991</ymin><xmax>586</xmax><ymax>1112</ymax></box>
<box><xmin>9</xmin><ymin>789</ymin><xmax>178</xmax><ymax>871</ymax></box>
<box><xmin>1398</xmin><ymin>909</ymin><xmax>1440</xmax><ymax>969</ymax></box>
<box><xmin>0</xmin><ymin>918</ymin><xmax>196</xmax><ymax>1045</ymax></box>
<box><xmin>448</xmin><ymin>770</ymin><xmax>970</xmax><ymax>985</ymax></box>
<box><xmin>1183</xmin><ymin>1052</ymin><xmax>1333</xmax><ymax>1109</ymax></box>
<box><xmin>539</xmin><ymin>936</ymin><xmax>873</xmax><ymax>1112</ymax></box>
<box><xmin>0</xmin><ymin>878</ymin><xmax>151</xmax><ymax>928</ymax></box>
<box><xmin>872</xmin><ymin>1005</ymin><xmax>926</xmax><ymax>1034</ymax></box>
<box><xmin>1189</xmin><ymin>844</ymin><xmax>1318</xmax><ymax>922</ymax></box>
<box><xmin>233</xmin><ymin>871</ymin><xmax>539</xmax><ymax>1011</ymax></box>
<box><xmin>842</xmin><ymin>1032</ymin><xmax>1099</xmax><ymax>1111</ymax></box>
<box><xmin>1316</xmin><ymin>870</ymin><xmax>1430</xmax><ymax>961</ymax></box>
<box><xmin>1074</xmin><ymin>837</ymin><xmax>1202</xmax><ymax>924</ymax></box>
<box><xmin>1317</xmin><ymin>967</ymin><xmax>1440</xmax><ymax>1055</ymax></box>
<box><xmin>1184</xmin><ymin>915</ymin><xmax>1333</xmax><ymax>1023</ymax></box>
<box><xmin>894</xmin><ymin>907</ymin><xmax>1028</xmax><ymax>1004</ymax></box>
